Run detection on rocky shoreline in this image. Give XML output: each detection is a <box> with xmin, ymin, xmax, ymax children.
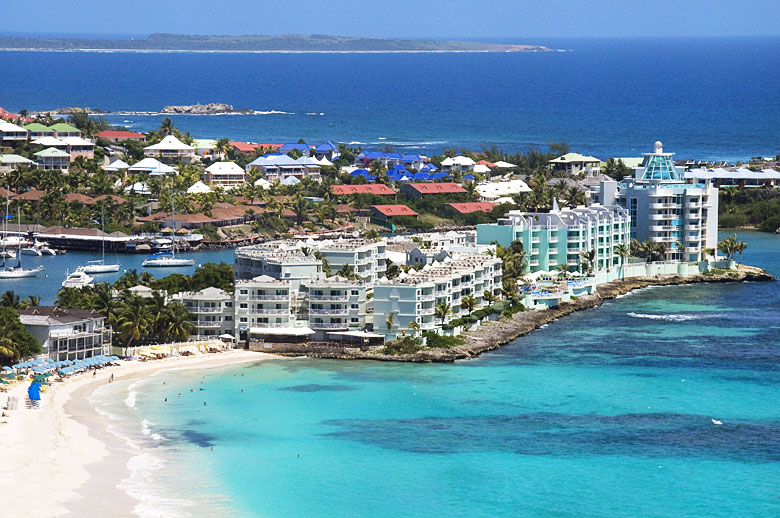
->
<box><xmin>161</xmin><ymin>103</ymin><xmax>252</xmax><ymax>115</ymax></box>
<box><xmin>271</xmin><ymin>264</ymin><xmax>775</xmax><ymax>363</ymax></box>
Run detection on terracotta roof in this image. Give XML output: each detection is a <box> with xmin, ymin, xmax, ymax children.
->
<box><xmin>336</xmin><ymin>204</ymin><xmax>355</xmax><ymax>213</ymax></box>
<box><xmin>0</xmin><ymin>187</ymin><xmax>16</xmax><ymax>198</ymax></box>
<box><xmin>14</xmin><ymin>189</ymin><xmax>46</xmax><ymax>201</ymax></box>
<box><xmin>95</xmin><ymin>130</ymin><xmax>145</xmax><ymax>140</ymax></box>
<box><xmin>447</xmin><ymin>202</ymin><xmax>497</xmax><ymax>214</ymax></box>
<box><xmin>64</xmin><ymin>193</ymin><xmax>96</xmax><ymax>205</ymax></box>
<box><xmin>477</xmin><ymin>160</ymin><xmax>497</xmax><ymax>168</ymax></box>
<box><xmin>331</xmin><ymin>184</ymin><xmax>395</xmax><ymax>195</ymax></box>
<box><xmin>230</xmin><ymin>141</ymin><xmax>260</xmax><ymax>152</ymax></box>
<box><xmin>93</xmin><ymin>194</ymin><xmax>127</xmax><ymax>205</ymax></box>
<box><xmin>404</xmin><ymin>182</ymin><xmax>467</xmax><ymax>194</ymax></box>
<box><xmin>371</xmin><ymin>204</ymin><xmax>418</xmax><ymax>217</ymax></box>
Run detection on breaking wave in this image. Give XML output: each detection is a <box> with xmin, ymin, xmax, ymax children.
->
<box><xmin>627</xmin><ymin>312</ymin><xmax>708</xmax><ymax>322</ymax></box>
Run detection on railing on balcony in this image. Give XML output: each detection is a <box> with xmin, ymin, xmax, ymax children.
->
<box><xmin>309</xmin><ymin>294</ymin><xmax>349</xmax><ymax>301</ymax></box>
<box><xmin>249</xmin><ymin>294</ymin><xmax>289</xmax><ymax>301</ymax></box>
<box><xmin>310</xmin><ymin>322</ymin><xmax>351</xmax><ymax>329</ymax></box>
<box><xmin>309</xmin><ymin>308</ymin><xmax>350</xmax><ymax>315</ymax></box>
<box><xmin>253</xmin><ymin>308</ymin><xmax>290</xmax><ymax>315</ymax></box>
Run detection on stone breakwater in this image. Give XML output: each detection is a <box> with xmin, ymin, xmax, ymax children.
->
<box><xmin>267</xmin><ymin>264</ymin><xmax>775</xmax><ymax>363</ymax></box>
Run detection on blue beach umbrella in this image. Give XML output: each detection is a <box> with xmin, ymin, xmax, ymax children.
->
<box><xmin>2</xmin><ymin>366</ymin><xmax>12</xmax><ymax>371</ymax></box>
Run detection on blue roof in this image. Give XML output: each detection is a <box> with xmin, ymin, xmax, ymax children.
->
<box><xmin>420</xmin><ymin>163</ymin><xmax>438</xmax><ymax>172</ymax></box>
<box><xmin>385</xmin><ymin>152</ymin><xmax>403</xmax><ymax>160</ymax></box>
<box><xmin>463</xmin><ymin>173</ymin><xmax>475</xmax><ymax>180</ymax></box>
<box><xmin>431</xmin><ymin>172</ymin><xmax>450</xmax><ymax>180</ymax></box>
<box><xmin>279</xmin><ymin>143</ymin><xmax>310</xmax><ymax>152</ymax></box>
<box><xmin>412</xmin><ymin>172</ymin><xmax>431</xmax><ymax>181</ymax></box>
<box><xmin>315</xmin><ymin>140</ymin><xmax>337</xmax><ymax>152</ymax></box>
<box><xmin>402</xmin><ymin>154</ymin><xmax>423</xmax><ymax>161</ymax></box>
<box><xmin>350</xmin><ymin>168</ymin><xmax>371</xmax><ymax>176</ymax></box>
<box><xmin>364</xmin><ymin>151</ymin><xmax>387</xmax><ymax>160</ymax></box>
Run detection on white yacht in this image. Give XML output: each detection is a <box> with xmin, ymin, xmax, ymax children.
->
<box><xmin>78</xmin><ymin>207</ymin><xmax>120</xmax><ymax>274</ymax></box>
<box><xmin>0</xmin><ymin>204</ymin><xmax>44</xmax><ymax>279</ymax></box>
<box><xmin>143</xmin><ymin>198</ymin><xmax>194</xmax><ymax>268</ymax></box>
<box><xmin>0</xmin><ymin>265</ymin><xmax>44</xmax><ymax>279</ymax></box>
<box><xmin>142</xmin><ymin>251</ymin><xmax>195</xmax><ymax>267</ymax></box>
<box><xmin>62</xmin><ymin>270</ymin><xmax>94</xmax><ymax>288</ymax></box>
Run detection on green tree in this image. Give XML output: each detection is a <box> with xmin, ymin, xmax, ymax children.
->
<box><xmin>0</xmin><ymin>306</ymin><xmax>41</xmax><ymax>363</ymax></box>
<box><xmin>461</xmin><ymin>295</ymin><xmax>477</xmax><ymax>315</ymax></box>
<box><xmin>435</xmin><ymin>301</ymin><xmax>452</xmax><ymax>325</ymax></box>
<box><xmin>117</xmin><ymin>295</ymin><xmax>153</xmax><ymax>354</ymax></box>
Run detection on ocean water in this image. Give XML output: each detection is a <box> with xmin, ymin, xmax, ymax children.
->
<box><xmin>2</xmin><ymin>37</ymin><xmax>780</xmax><ymax>160</ymax></box>
<box><xmin>90</xmin><ymin>230</ymin><xmax>780</xmax><ymax>518</ymax></box>
<box><xmin>0</xmin><ymin>248</ymin><xmax>234</xmax><ymax>305</ymax></box>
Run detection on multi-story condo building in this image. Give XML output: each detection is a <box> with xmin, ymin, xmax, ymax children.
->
<box><xmin>476</xmin><ymin>203</ymin><xmax>630</xmax><ymax>272</ymax></box>
<box><xmin>305</xmin><ymin>277</ymin><xmax>367</xmax><ymax>340</ymax></box>
<box><xmin>235</xmin><ymin>238</ymin><xmax>386</xmax><ymax>288</ymax></box>
<box><xmin>234</xmin><ymin>275</ymin><xmax>296</xmax><ymax>342</ymax></box>
<box><xmin>234</xmin><ymin>247</ymin><xmax>323</xmax><ymax>291</ymax></box>
<box><xmin>373</xmin><ymin>253</ymin><xmax>502</xmax><ymax>339</ymax></box>
<box><xmin>590</xmin><ymin>141</ymin><xmax>718</xmax><ymax>262</ymax></box>
<box><xmin>173</xmin><ymin>287</ymin><xmax>234</xmax><ymax>339</ymax></box>
<box><xmin>16</xmin><ymin>307</ymin><xmax>111</xmax><ymax>361</ymax></box>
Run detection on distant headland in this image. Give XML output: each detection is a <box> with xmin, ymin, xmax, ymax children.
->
<box><xmin>0</xmin><ymin>33</ymin><xmax>556</xmax><ymax>53</ymax></box>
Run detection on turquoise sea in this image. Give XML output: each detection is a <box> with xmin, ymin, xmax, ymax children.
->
<box><xmin>90</xmin><ymin>230</ymin><xmax>780</xmax><ymax>518</ymax></box>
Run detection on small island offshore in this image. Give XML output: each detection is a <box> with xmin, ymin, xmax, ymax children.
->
<box><xmin>0</xmin><ymin>33</ymin><xmax>556</xmax><ymax>53</ymax></box>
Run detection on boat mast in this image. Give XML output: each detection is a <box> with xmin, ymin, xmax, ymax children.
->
<box><xmin>16</xmin><ymin>205</ymin><xmax>21</xmax><ymax>269</ymax></box>
<box><xmin>171</xmin><ymin>196</ymin><xmax>176</xmax><ymax>259</ymax></box>
<box><xmin>1</xmin><ymin>193</ymin><xmax>7</xmax><ymax>269</ymax></box>
<box><xmin>101</xmin><ymin>205</ymin><xmax>105</xmax><ymax>263</ymax></box>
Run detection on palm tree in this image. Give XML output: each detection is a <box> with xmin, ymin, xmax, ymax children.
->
<box><xmin>215</xmin><ymin>137</ymin><xmax>232</xmax><ymax>159</ymax></box>
<box><xmin>313</xmin><ymin>251</ymin><xmax>331</xmax><ymax>276</ymax></box>
<box><xmin>20</xmin><ymin>295</ymin><xmax>41</xmax><ymax>308</ymax></box>
<box><xmin>735</xmin><ymin>240</ymin><xmax>748</xmax><ymax>264</ymax></box>
<box><xmin>291</xmin><ymin>195</ymin><xmax>309</xmax><ymax>225</ymax></box>
<box><xmin>718</xmin><ymin>235</ymin><xmax>738</xmax><ymax>261</ymax></box>
<box><xmin>162</xmin><ymin>303</ymin><xmax>195</xmax><ymax>342</ymax></box>
<box><xmin>407</xmin><ymin>320</ymin><xmax>420</xmax><ymax>336</ymax></box>
<box><xmin>336</xmin><ymin>264</ymin><xmax>356</xmax><ymax>280</ymax></box>
<box><xmin>483</xmin><ymin>291</ymin><xmax>496</xmax><ymax>307</ymax></box>
<box><xmin>435</xmin><ymin>301</ymin><xmax>452</xmax><ymax>325</ymax></box>
<box><xmin>614</xmin><ymin>243</ymin><xmax>631</xmax><ymax>278</ymax></box>
<box><xmin>461</xmin><ymin>295</ymin><xmax>477</xmax><ymax>316</ymax></box>
<box><xmin>0</xmin><ymin>291</ymin><xmax>21</xmax><ymax>309</ymax></box>
<box><xmin>55</xmin><ymin>287</ymin><xmax>83</xmax><ymax>308</ymax></box>
<box><xmin>579</xmin><ymin>249</ymin><xmax>596</xmax><ymax>275</ymax></box>
<box><xmin>385</xmin><ymin>311</ymin><xmax>397</xmax><ymax>334</ymax></box>
<box><xmin>117</xmin><ymin>295</ymin><xmax>153</xmax><ymax>354</ymax></box>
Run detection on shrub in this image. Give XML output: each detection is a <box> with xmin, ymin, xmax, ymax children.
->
<box><xmin>380</xmin><ymin>336</ymin><xmax>423</xmax><ymax>355</ymax></box>
<box><xmin>423</xmin><ymin>331</ymin><xmax>465</xmax><ymax>349</ymax></box>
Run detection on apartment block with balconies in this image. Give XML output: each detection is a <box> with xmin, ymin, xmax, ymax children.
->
<box><xmin>591</xmin><ymin>141</ymin><xmax>718</xmax><ymax>262</ymax></box>
<box><xmin>172</xmin><ymin>287</ymin><xmax>234</xmax><ymax>339</ymax></box>
<box><xmin>305</xmin><ymin>277</ymin><xmax>367</xmax><ymax>340</ymax></box>
<box><xmin>373</xmin><ymin>253</ymin><xmax>502</xmax><ymax>339</ymax></box>
<box><xmin>16</xmin><ymin>307</ymin><xmax>111</xmax><ymax>362</ymax></box>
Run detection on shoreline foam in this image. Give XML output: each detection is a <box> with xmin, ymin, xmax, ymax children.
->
<box><xmin>0</xmin><ymin>349</ymin><xmax>278</xmax><ymax>517</ymax></box>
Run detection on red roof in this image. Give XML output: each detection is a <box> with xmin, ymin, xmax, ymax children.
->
<box><xmin>230</xmin><ymin>141</ymin><xmax>260</xmax><ymax>152</ymax></box>
<box><xmin>0</xmin><ymin>107</ymin><xmax>31</xmax><ymax>122</ymax></box>
<box><xmin>14</xmin><ymin>189</ymin><xmax>46</xmax><ymax>202</ymax></box>
<box><xmin>331</xmin><ymin>184</ymin><xmax>395</xmax><ymax>195</ymax></box>
<box><xmin>93</xmin><ymin>194</ymin><xmax>127</xmax><ymax>205</ymax></box>
<box><xmin>404</xmin><ymin>182</ymin><xmax>467</xmax><ymax>195</ymax></box>
<box><xmin>95</xmin><ymin>130</ymin><xmax>145</xmax><ymax>140</ymax></box>
<box><xmin>258</xmin><ymin>143</ymin><xmax>284</xmax><ymax>150</ymax></box>
<box><xmin>371</xmin><ymin>204</ymin><xmax>418</xmax><ymax>217</ymax></box>
<box><xmin>447</xmin><ymin>202</ymin><xmax>497</xmax><ymax>214</ymax></box>
<box><xmin>64</xmin><ymin>193</ymin><xmax>97</xmax><ymax>205</ymax></box>
<box><xmin>477</xmin><ymin>160</ymin><xmax>496</xmax><ymax>168</ymax></box>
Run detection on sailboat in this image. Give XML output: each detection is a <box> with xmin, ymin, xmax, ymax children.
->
<box><xmin>143</xmin><ymin>197</ymin><xmax>194</xmax><ymax>267</ymax></box>
<box><xmin>0</xmin><ymin>204</ymin><xmax>44</xmax><ymax>279</ymax></box>
<box><xmin>78</xmin><ymin>206</ymin><xmax>120</xmax><ymax>273</ymax></box>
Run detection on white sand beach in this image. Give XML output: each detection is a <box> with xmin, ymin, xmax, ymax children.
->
<box><xmin>0</xmin><ymin>349</ymin><xmax>278</xmax><ymax>517</ymax></box>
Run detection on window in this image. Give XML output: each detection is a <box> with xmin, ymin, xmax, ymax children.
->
<box><xmin>351</xmin><ymin>304</ymin><xmax>358</xmax><ymax>310</ymax></box>
<box><xmin>351</xmin><ymin>290</ymin><xmax>358</xmax><ymax>296</ymax></box>
<box><xmin>240</xmin><ymin>290</ymin><xmax>247</xmax><ymax>295</ymax></box>
<box><xmin>629</xmin><ymin>198</ymin><xmax>637</xmax><ymax>229</ymax></box>
<box><xmin>240</xmin><ymin>303</ymin><xmax>247</xmax><ymax>309</ymax></box>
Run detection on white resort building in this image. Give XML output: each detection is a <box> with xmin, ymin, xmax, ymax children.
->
<box><xmin>590</xmin><ymin>141</ymin><xmax>719</xmax><ymax>262</ymax></box>
<box><xmin>17</xmin><ymin>307</ymin><xmax>111</xmax><ymax>362</ymax></box>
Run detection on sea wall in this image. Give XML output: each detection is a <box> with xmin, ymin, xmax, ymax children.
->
<box><xmin>266</xmin><ymin>264</ymin><xmax>774</xmax><ymax>363</ymax></box>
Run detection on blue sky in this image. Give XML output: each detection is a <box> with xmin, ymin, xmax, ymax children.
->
<box><xmin>1</xmin><ymin>0</ymin><xmax>779</xmax><ymax>39</ymax></box>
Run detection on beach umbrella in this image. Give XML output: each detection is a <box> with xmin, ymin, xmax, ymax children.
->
<box><xmin>0</xmin><ymin>379</ymin><xmax>9</xmax><ymax>384</ymax></box>
<box><xmin>161</xmin><ymin>227</ymin><xmax>174</xmax><ymax>234</ymax></box>
<box><xmin>2</xmin><ymin>366</ymin><xmax>11</xmax><ymax>371</ymax></box>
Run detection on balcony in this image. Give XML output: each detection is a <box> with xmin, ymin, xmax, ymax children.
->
<box><xmin>419</xmin><ymin>307</ymin><xmax>435</xmax><ymax>315</ymax></box>
<box><xmin>685</xmin><ymin>224</ymin><xmax>700</xmax><ymax>231</ymax></box>
<box><xmin>418</xmin><ymin>293</ymin><xmax>435</xmax><ymax>301</ymax></box>
<box><xmin>310</xmin><ymin>322</ymin><xmax>350</xmax><ymax>329</ymax></box>
<box><xmin>649</xmin><ymin>202</ymin><xmax>678</xmax><ymax>209</ymax></box>
<box><xmin>310</xmin><ymin>308</ymin><xmax>350</xmax><ymax>315</ymax></box>
<box><xmin>196</xmin><ymin>321</ymin><xmax>222</xmax><ymax>328</ymax></box>
<box><xmin>193</xmin><ymin>307</ymin><xmax>222</xmax><ymax>313</ymax></box>
<box><xmin>549</xmin><ymin>236</ymin><xmax>558</xmax><ymax>243</ymax></box>
<box><xmin>309</xmin><ymin>294</ymin><xmax>349</xmax><ymax>301</ymax></box>
<box><xmin>649</xmin><ymin>213</ymin><xmax>675</xmax><ymax>220</ymax></box>
<box><xmin>253</xmin><ymin>308</ymin><xmax>290</xmax><ymax>315</ymax></box>
<box><xmin>249</xmin><ymin>294</ymin><xmax>289</xmax><ymax>301</ymax></box>
<box><xmin>531</xmin><ymin>237</ymin><xmax>540</xmax><ymax>243</ymax></box>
